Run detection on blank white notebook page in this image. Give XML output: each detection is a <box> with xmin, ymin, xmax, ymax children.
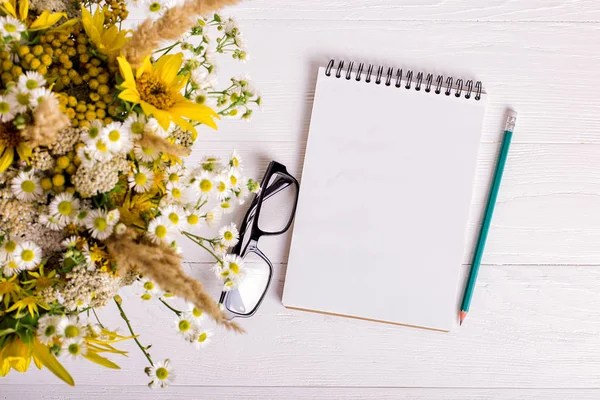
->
<box><xmin>282</xmin><ymin>64</ymin><xmax>487</xmax><ymax>331</ymax></box>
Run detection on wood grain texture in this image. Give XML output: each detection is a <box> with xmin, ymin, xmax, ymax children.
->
<box><xmin>127</xmin><ymin>0</ymin><xmax>600</xmax><ymax>22</ymax></box>
<box><xmin>2</xmin><ymin>386</ymin><xmax>600</xmax><ymax>400</ymax></box>
<box><xmin>122</xmin><ymin>20</ymin><xmax>600</xmax><ymax>144</ymax></box>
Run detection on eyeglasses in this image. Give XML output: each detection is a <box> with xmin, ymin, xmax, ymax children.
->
<box><xmin>219</xmin><ymin>161</ymin><xmax>299</xmax><ymax>319</ymax></box>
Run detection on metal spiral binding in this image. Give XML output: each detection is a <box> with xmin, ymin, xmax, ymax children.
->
<box><xmin>324</xmin><ymin>59</ymin><xmax>482</xmax><ymax>100</ymax></box>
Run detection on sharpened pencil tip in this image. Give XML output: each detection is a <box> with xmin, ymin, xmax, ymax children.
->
<box><xmin>459</xmin><ymin>311</ymin><xmax>468</xmax><ymax>326</ymax></box>
<box><xmin>459</xmin><ymin>320</ymin><xmax>463</xmax><ymax>326</ymax></box>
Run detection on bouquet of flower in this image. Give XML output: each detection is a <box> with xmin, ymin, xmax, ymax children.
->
<box><xmin>0</xmin><ymin>0</ymin><xmax>260</xmax><ymax>388</ymax></box>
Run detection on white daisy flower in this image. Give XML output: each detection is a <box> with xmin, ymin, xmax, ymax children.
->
<box><xmin>81</xmin><ymin>243</ymin><xmax>96</xmax><ymax>271</ymax></box>
<box><xmin>58</xmin><ymin>316</ymin><xmax>85</xmax><ymax>339</ymax></box>
<box><xmin>128</xmin><ymin>165</ymin><xmax>154</xmax><ymax>193</ymax></box>
<box><xmin>10</xmin><ymin>86</ymin><xmax>32</xmax><ymax>113</ymax></box>
<box><xmin>145</xmin><ymin>358</ymin><xmax>175</xmax><ymax>389</ymax></box>
<box><xmin>213</xmin><ymin>242</ymin><xmax>228</xmax><ymax>256</ymax></box>
<box><xmin>165</xmin><ymin>181</ymin><xmax>190</xmax><ymax>205</ymax></box>
<box><xmin>18</xmin><ymin>71</ymin><xmax>46</xmax><ymax>92</ymax></box>
<box><xmin>218</xmin><ymin>199</ymin><xmax>234</xmax><ymax>214</ymax></box>
<box><xmin>2</xmin><ymin>259</ymin><xmax>22</xmax><ymax>277</ymax></box>
<box><xmin>62</xmin><ymin>337</ymin><xmax>86</xmax><ymax>360</ymax></box>
<box><xmin>80</xmin><ymin>120</ymin><xmax>103</xmax><ymax>143</ymax></box>
<box><xmin>229</xmin><ymin>150</ymin><xmax>243</xmax><ymax>169</ymax></box>
<box><xmin>144</xmin><ymin>117</ymin><xmax>169</xmax><ymax>138</ymax></box>
<box><xmin>185</xmin><ymin>210</ymin><xmax>202</xmax><ymax>230</ymax></box>
<box><xmin>29</xmin><ymin>87</ymin><xmax>54</xmax><ymax>108</ymax></box>
<box><xmin>0</xmin><ymin>16</ymin><xmax>25</xmax><ymax>39</ymax></box>
<box><xmin>190</xmin><ymin>68</ymin><xmax>217</xmax><ymax>90</ymax></box>
<box><xmin>138</xmin><ymin>278</ymin><xmax>160</xmax><ymax>301</ymax></box>
<box><xmin>48</xmin><ymin>192</ymin><xmax>80</xmax><ymax>224</ymax></box>
<box><xmin>13</xmin><ymin>241</ymin><xmax>41</xmax><ymax>270</ymax></box>
<box><xmin>40</xmin><ymin>214</ymin><xmax>65</xmax><ymax>231</ymax></box>
<box><xmin>11</xmin><ymin>171</ymin><xmax>43</xmax><ymax>201</ymax></box>
<box><xmin>223</xmin><ymin>17</ymin><xmax>238</xmax><ymax>35</ymax></box>
<box><xmin>0</xmin><ymin>94</ymin><xmax>17</xmax><ymax>122</ymax></box>
<box><xmin>114</xmin><ymin>222</ymin><xmax>127</xmax><ymax>235</ymax></box>
<box><xmin>214</xmin><ymin>254</ymin><xmax>245</xmax><ymax>290</ymax></box>
<box><xmin>122</xmin><ymin>113</ymin><xmax>147</xmax><ymax>139</ymax></box>
<box><xmin>103</xmin><ymin>122</ymin><xmax>133</xmax><ymax>153</ymax></box>
<box><xmin>107</xmin><ymin>209</ymin><xmax>120</xmax><ymax>225</ymax></box>
<box><xmin>0</xmin><ymin>240</ymin><xmax>18</xmax><ymax>262</ymax></box>
<box><xmin>203</xmin><ymin>208</ymin><xmax>221</xmax><ymax>228</ymax></box>
<box><xmin>227</xmin><ymin>167</ymin><xmax>241</xmax><ymax>190</ymax></box>
<box><xmin>134</xmin><ymin>144</ymin><xmax>161</xmax><ymax>162</ymax></box>
<box><xmin>84</xmin><ymin>209</ymin><xmax>114</xmax><ymax>240</ymax></box>
<box><xmin>213</xmin><ymin>173</ymin><xmax>231</xmax><ymax>201</ymax></box>
<box><xmin>193</xmin><ymin>171</ymin><xmax>215</xmax><ymax>197</ymax></box>
<box><xmin>233</xmin><ymin>181</ymin><xmax>249</xmax><ymax>205</ymax></box>
<box><xmin>174</xmin><ymin>315</ymin><xmax>197</xmax><ymax>340</ymax></box>
<box><xmin>165</xmin><ymin>164</ymin><xmax>186</xmax><ymax>183</ymax></box>
<box><xmin>87</xmin><ymin>137</ymin><xmax>112</xmax><ymax>162</ymax></box>
<box><xmin>147</xmin><ymin>216</ymin><xmax>175</xmax><ymax>244</ymax></box>
<box><xmin>218</xmin><ymin>223</ymin><xmax>239</xmax><ymax>247</ymax></box>
<box><xmin>36</xmin><ymin>315</ymin><xmax>62</xmax><ymax>346</ymax></box>
<box><xmin>61</xmin><ymin>236</ymin><xmax>80</xmax><ymax>248</ymax></box>
<box><xmin>185</xmin><ymin>303</ymin><xmax>206</xmax><ymax>321</ymax></box>
<box><xmin>160</xmin><ymin>205</ymin><xmax>186</xmax><ymax>230</ymax></box>
<box><xmin>192</xmin><ymin>328</ymin><xmax>213</xmax><ymax>350</ymax></box>
<box><xmin>143</xmin><ymin>0</ymin><xmax>172</xmax><ymax>19</ymax></box>
<box><xmin>74</xmin><ymin>208</ymin><xmax>90</xmax><ymax>226</ymax></box>
<box><xmin>199</xmin><ymin>156</ymin><xmax>222</xmax><ymax>172</ymax></box>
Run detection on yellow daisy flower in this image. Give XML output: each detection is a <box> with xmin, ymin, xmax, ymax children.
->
<box><xmin>0</xmin><ymin>274</ymin><xmax>22</xmax><ymax>308</ymax></box>
<box><xmin>117</xmin><ymin>53</ymin><xmax>219</xmax><ymax>139</ymax></box>
<box><xmin>6</xmin><ymin>295</ymin><xmax>49</xmax><ymax>317</ymax></box>
<box><xmin>81</xmin><ymin>6</ymin><xmax>129</xmax><ymax>54</ymax></box>
<box><xmin>0</xmin><ymin>0</ymin><xmax>67</xmax><ymax>31</ymax></box>
<box><xmin>22</xmin><ymin>265</ymin><xmax>59</xmax><ymax>291</ymax></box>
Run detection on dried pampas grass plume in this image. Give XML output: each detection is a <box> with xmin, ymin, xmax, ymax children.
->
<box><xmin>21</xmin><ymin>96</ymin><xmax>70</xmax><ymax>148</ymax></box>
<box><xmin>106</xmin><ymin>228</ymin><xmax>244</xmax><ymax>333</ymax></box>
<box><xmin>137</xmin><ymin>133</ymin><xmax>190</xmax><ymax>157</ymax></box>
<box><xmin>122</xmin><ymin>0</ymin><xmax>239</xmax><ymax>67</ymax></box>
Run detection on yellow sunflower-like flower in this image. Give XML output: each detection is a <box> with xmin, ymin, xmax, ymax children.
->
<box><xmin>117</xmin><ymin>54</ymin><xmax>219</xmax><ymax>139</ymax></box>
<box><xmin>81</xmin><ymin>6</ymin><xmax>129</xmax><ymax>55</ymax></box>
<box><xmin>0</xmin><ymin>0</ymin><xmax>67</xmax><ymax>31</ymax></box>
<box><xmin>0</xmin><ymin>337</ymin><xmax>32</xmax><ymax>376</ymax></box>
<box><xmin>6</xmin><ymin>295</ymin><xmax>49</xmax><ymax>316</ymax></box>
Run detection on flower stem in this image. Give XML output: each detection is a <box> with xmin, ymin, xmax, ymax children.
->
<box><xmin>92</xmin><ymin>308</ymin><xmax>105</xmax><ymax>329</ymax></box>
<box><xmin>114</xmin><ymin>298</ymin><xmax>154</xmax><ymax>367</ymax></box>
<box><xmin>159</xmin><ymin>298</ymin><xmax>182</xmax><ymax>316</ymax></box>
<box><xmin>182</xmin><ymin>231</ymin><xmax>222</xmax><ymax>263</ymax></box>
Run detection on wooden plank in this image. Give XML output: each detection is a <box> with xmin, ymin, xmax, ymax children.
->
<box><xmin>2</xmin><ymin>386</ymin><xmax>600</xmax><ymax>400</ymax></box>
<box><xmin>171</xmin><ymin>140</ymin><xmax>600</xmax><ymax>265</ymax></box>
<box><xmin>120</xmin><ymin>20</ymin><xmax>600</xmax><ymax>144</ymax></box>
<box><xmin>4</xmin><ymin>264</ymin><xmax>600</xmax><ymax>388</ymax></box>
<box><xmin>126</xmin><ymin>0</ymin><xmax>600</xmax><ymax>22</ymax></box>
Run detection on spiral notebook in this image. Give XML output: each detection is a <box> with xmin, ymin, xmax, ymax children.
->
<box><xmin>282</xmin><ymin>59</ymin><xmax>488</xmax><ymax>331</ymax></box>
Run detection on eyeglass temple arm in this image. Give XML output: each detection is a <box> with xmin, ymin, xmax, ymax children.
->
<box><xmin>239</xmin><ymin>177</ymin><xmax>292</xmax><ymax>236</ymax></box>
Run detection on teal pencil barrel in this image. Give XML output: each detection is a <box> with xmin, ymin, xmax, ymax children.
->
<box><xmin>460</xmin><ymin>128</ymin><xmax>514</xmax><ymax>313</ymax></box>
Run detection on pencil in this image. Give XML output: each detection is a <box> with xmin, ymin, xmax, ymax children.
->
<box><xmin>459</xmin><ymin>110</ymin><xmax>517</xmax><ymax>326</ymax></box>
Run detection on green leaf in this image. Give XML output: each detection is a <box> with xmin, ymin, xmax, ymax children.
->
<box><xmin>31</xmin><ymin>339</ymin><xmax>75</xmax><ymax>386</ymax></box>
<box><xmin>83</xmin><ymin>352</ymin><xmax>121</xmax><ymax>370</ymax></box>
<box><xmin>0</xmin><ymin>328</ymin><xmax>15</xmax><ymax>337</ymax></box>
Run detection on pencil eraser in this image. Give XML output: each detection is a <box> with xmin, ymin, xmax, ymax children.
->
<box><xmin>505</xmin><ymin>109</ymin><xmax>517</xmax><ymax>132</ymax></box>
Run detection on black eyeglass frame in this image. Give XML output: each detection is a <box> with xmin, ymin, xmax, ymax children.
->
<box><xmin>218</xmin><ymin>161</ymin><xmax>299</xmax><ymax>319</ymax></box>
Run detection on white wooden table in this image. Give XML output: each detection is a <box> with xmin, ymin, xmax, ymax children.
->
<box><xmin>4</xmin><ymin>1</ymin><xmax>600</xmax><ymax>399</ymax></box>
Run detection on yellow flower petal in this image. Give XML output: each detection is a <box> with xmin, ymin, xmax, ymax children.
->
<box><xmin>118</xmin><ymin>88</ymin><xmax>140</xmax><ymax>103</ymax></box>
<box><xmin>140</xmin><ymin>101</ymin><xmax>171</xmax><ymax>130</ymax></box>
<box><xmin>1</xmin><ymin>0</ymin><xmax>16</xmax><ymax>18</ymax></box>
<box><xmin>30</xmin><ymin>10</ymin><xmax>66</xmax><ymax>30</ymax></box>
<box><xmin>0</xmin><ymin>148</ymin><xmax>14</xmax><ymax>173</ymax></box>
<box><xmin>136</xmin><ymin>56</ymin><xmax>153</xmax><ymax>79</ymax></box>
<box><xmin>169</xmin><ymin>100</ymin><xmax>219</xmax><ymax>130</ymax></box>
<box><xmin>117</xmin><ymin>56</ymin><xmax>135</xmax><ymax>87</ymax></box>
<box><xmin>155</xmin><ymin>53</ymin><xmax>183</xmax><ymax>86</ymax></box>
<box><xmin>31</xmin><ymin>339</ymin><xmax>74</xmax><ymax>386</ymax></box>
<box><xmin>18</xmin><ymin>0</ymin><xmax>28</xmax><ymax>21</ymax></box>
<box><xmin>2</xmin><ymin>338</ymin><xmax>31</xmax><ymax>373</ymax></box>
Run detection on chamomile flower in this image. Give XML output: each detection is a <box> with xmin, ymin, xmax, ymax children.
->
<box><xmin>186</xmin><ymin>303</ymin><xmax>206</xmax><ymax>321</ymax></box>
<box><xmin>10</xmin><ymin>86</ymin><xmax>32</xmax><ymax>113</ymax></box>
<box><xmin>218</xmin><ymin>199</ymin><xmax>234</xmax><ymax>214</ymax></box>
<box><xmin>174</xmin><ymin>316</ymin><xmax>197</xmax><ymax>340</ymax></box>
<box><xmin>161</xmin><ymin>205</ymin><xmax>186</xmax><ymax>230</ymax></box>
<box><xmin>13</xmin><ymin>241</ymin><xmax>41</xmax><ymax>270</ymax></box>
<box><xmin>18</xmin><ymin>71</ymin><xmax>46</xmax><ymax>92</ymax></box>
<box><xmin>147</xmin><ymin>216</ymin><xmax>175</xmax><ymax>244</ymax></box>
<box><xmin>165</xmin><ymin>181</ymin><xmax>190</xmax><ymax>204</ymax></box>
<box><xmin>229</xmin><ymin>150</ymin><xmax>243</xmax><ymax>169</ymax></box>
<box><xmin>0</xmin><ymin>240</ymin><xmax>18</xmax><ymax>262</ymax></box>
<box><xmin>58</xmin><ymin>316</ymin><xmax>85</xmax><ymax>339</ymax></box>
<box><xmin>134</xmin><ymin>144</ymin><xmax>161</xmax><ymax>162</ymax></box>
<box><xmin>0</xmin><ymin>94</ymin><xmax>17</xmax><ymax>122</ymax></box>
<box><xmin>214</xmin><ymin>242</ymin><xmax>228</xmax><ymax>256</ymax></box>
<box><xmin>107</xmin><ymin>209</ymin><xmax>120</xmax><ymax>225</ymax></box>
<box><xmin>103</xmin><ymin>122</ymin><xmax>133</xmax><ymax>153</ymax></box>
<box><xmin>36</xmin><ymin>315</ymin><xmax>61</xmax><ymax>345</ymax></box>
<box><xmin>143</xmin><ymin>0</ymin><xmax>172</xmax><ymax>19</ymax></box>
<box><xmin>213</xmin><ymin>173</ymin><xmax>231</xmax><ymax>201</ymax></box>
<box><xmin>192</xmin><ymin>328</ymin><xmax>213</xmax><ymax>350</ymax></box>
<box><xmin>122</xmin><ymin>113</ymin><xmax>147</xmax><ymax>139</ymax></box>
<box><xmin>29</xmin><ymin>87</ymin><xmax>54</xmax><ymax>108</ymax></box>
<box><xmin>185</xmin><ymin>210</ymin><xmax>202</xmax><ymax>230</ymax></box>
<box><xmin>115</xmin><ymin>222</ymin><xmax>127</xmax><ymax>235</ymax></box>
<box><xmin>215</xmin><ymin>254</ymin><xmax>245</xmax><ymax>290</ymax></box>
<box><xmin>81</xmin><ymin>120</ymin><xmax>103</xmax><ymax>143</ymax></box>
<box><xmin>11</xmin><ymin>171</ymin><xmax>42</xmax><ymax>201</ymax></box>
<box><xmin>61</xmin><ymin>236</ymin><xmax>80</xmax><ymax>248</ymax></box>
<box><xmin>138</xmin><ymin>278</ymin><xmax>160</xmax><ymax>301</ymax></box>
<box><xmin>194</xmin><ymin>171</ymin><xmax>214</xmax><ymax>197</ymax></box>
<box><xmin>165</xmin><ymin>164</ymin><xmax>186</xmax><ymax>183</ymax></box>
<box><xmin>233</xmin><ymin>181</ymin><xmax>249</xmax><ymax>205</ymax></box>
<box><xmin>227</xmin><ymin>167</ymin><xmax>241</xmax><ymax>190</ymax></box>
<box><xmin>218</xmin><ymin>223</ymin><xmax>239</xmax><ymax>247</ymax></box>
<box><xmin>85</xmin><ymin>209</ymin><xmax>114</xmax><ymax>240</ymax></box>
<box><xmin>0</xmin><ymin>16</ymin><xmax>25</xmax><ymax>39</ymax></box>
<box><xmin>203</xmin><ymin>209</ymin><xmax>221</xmax><ymax>228</ymax></box>
<box><xmin>128</xmin><ymin>165</ymin><xmax>154</xmax><ymax>193</ymax></box>
<box><xmin>62</xmin><ymin>337</ymin><xmax>86</xmax><ymax>360</ymax></box>
<box><xmin>145</xmin><ymin>358</ymin><xmax>175</xmax><ymax>389</ymax></box>
<box><xmin>40</xmin><ymin>214</ymin><xmax>65</xmax><ymax>231</ymax></box>
<box><xmin>191</xmin><ymin>68</ymin><xmax>217</xmax><ymax>90</ymax></box>
<box><xmin>87</xmin><ymin>137</ymin><xmax>112</xmax><ymax>162</ymax></box>
<box><xmin>144</xmin><ymin>117</ymin><xmax>169</xmax><ymax>138</ymax></box>
<box><xmin>48</xmin><ymin>192</ymin><xmax>80</xmax><ymax>224</ymax></box>
<box><xmin>2</xmin><ymin>259</ymin><xmax>22</xmax><ymax>277</ymax></box>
